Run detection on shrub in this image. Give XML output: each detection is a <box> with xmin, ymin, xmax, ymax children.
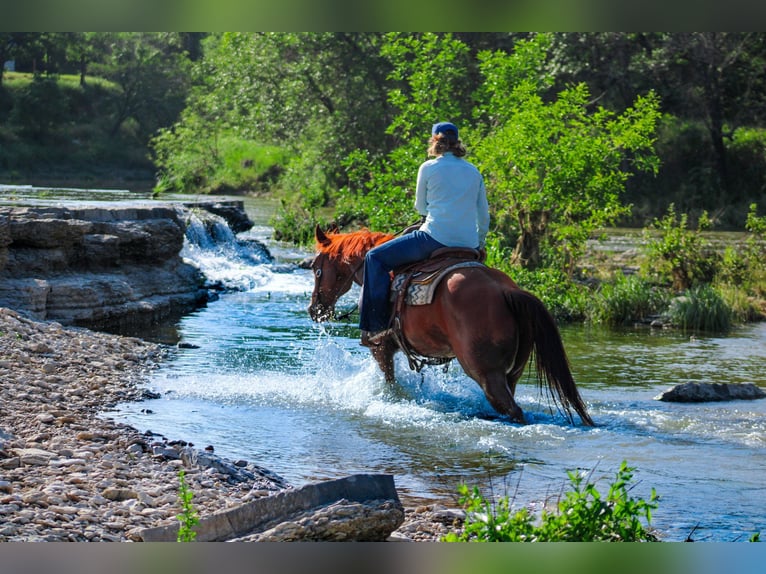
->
<box><xmin>641</xmin><ymin>203</ymin><xmax>719</xmax><ymax>290</ymax></box>
<box><xmin>508</xmin><ymin>265</ymin><xmax>589</xmax><ymax>322</ymax></box>
<box><xmin>589</xmin><ymin>273</ymin><xmax>669</xmax><ymax>326</ymax></box>
<box><xmin>668</xmin><ymin>284</ymin><xmax>732</xmax><ymax>333</ymax></box>
<box><xmin>443</xmin><ymin>460</ymin><xmax>659</xmax><ymax>542</ymax></box>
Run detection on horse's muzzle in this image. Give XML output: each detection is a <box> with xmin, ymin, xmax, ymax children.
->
<box><xmin>308</xmin><ymin>302</ymin><xmax>333</xmax><ymax>322</ymax></box>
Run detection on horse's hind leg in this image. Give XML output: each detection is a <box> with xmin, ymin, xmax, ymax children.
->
<box><xmin>475</xmin><ymin>370</ymin><xmax>526</xmax><ymax>424</ymax></box>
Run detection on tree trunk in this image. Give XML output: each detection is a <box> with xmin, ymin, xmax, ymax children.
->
<box><xmin>511</xmin><ymin>210</ymin><xmax>550</xmax><ymax>270</ymax></box>
<box><xmin>512</xmin><ymin>231</ymin><xmax>542</xmax><ymax>270</ymax></box>
<box><xmin>704</xmin><ymin>70</ymin><xmax>728</xmax><ymax>193</ymax></box>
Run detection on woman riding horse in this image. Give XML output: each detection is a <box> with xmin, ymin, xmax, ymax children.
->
<box><xmin>359</xmin><ymin>121</ymin><xmax>490</xmax><ymax>347</ymax></box>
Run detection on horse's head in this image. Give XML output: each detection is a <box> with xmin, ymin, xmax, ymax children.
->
<box><xmin>308</xmin><ymin>224</ymin><xmax>395</xmax><ymax>322</ymax></box>
<box><xmin>308</xmin><ymin>225</ymin><xmax>358</xmax><ymax>322</ymax></box>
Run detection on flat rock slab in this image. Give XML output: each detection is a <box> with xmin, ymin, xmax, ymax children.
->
<box><xmin>137</xmin><ymin>473</ymin><xmax>403</xmax><ymax>542</ymax></box>
<box><xmin>655</xmin><ymin>382</ymin><xmax>766</xmax><ymax>403</ymax></box>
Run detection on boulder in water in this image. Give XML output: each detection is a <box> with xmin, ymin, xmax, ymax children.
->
<box><xmin>655</xmin><ymin>382</ymin><xmax>766</xmax><ymax>402</ymax></box>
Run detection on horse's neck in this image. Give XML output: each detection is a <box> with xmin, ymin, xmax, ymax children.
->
<box><xmin>346</xmin><ymin>254</ymin><xmax>366</xmax><ymax>286</ymax></box>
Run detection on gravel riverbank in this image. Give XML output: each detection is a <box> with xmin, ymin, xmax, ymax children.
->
<box><xmin>0</xmin><ymin>307</ymin><xmax>459</xmax><ymax>542</ymax></box>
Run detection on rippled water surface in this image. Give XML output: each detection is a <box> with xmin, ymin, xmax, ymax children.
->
<box><xmin>109</xmin><ymin>201</ymin><xmax>765</xmax><ymax>542</ymax></box>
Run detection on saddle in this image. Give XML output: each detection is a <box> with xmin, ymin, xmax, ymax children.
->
<box><xmin>390</xmin><ymin>248</ymin><xmax>486</xmax><ymax>305</ymax></box>
<box><xmin>386</xmin><ymin>247</ymin><xmax>486</xmax><ymax>372</ymax></box>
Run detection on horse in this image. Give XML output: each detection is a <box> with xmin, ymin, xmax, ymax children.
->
<box><xmin>308</xmin><ymin>225</ymin><xmax>594</xmax><ymax>426</ymax></box>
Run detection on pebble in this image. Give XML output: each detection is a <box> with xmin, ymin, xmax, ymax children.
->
<box><xmin>0</xmin><ymin>307</ymin><xmax>456</xmax><ymax>542</ymax></box>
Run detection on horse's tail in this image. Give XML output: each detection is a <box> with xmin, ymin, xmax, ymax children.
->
<box><xmin>505</xmin><ymin>289</ymin><xmax>594</xmax><ymax>426</ymax></box>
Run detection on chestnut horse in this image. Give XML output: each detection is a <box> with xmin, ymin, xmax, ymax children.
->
<box><xmin>308</xmin><ymin>225</ymin><xmax>593</xmax><ymax>426</ymax></box>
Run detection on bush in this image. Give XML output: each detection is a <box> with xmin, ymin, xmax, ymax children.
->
<box><xmin>668</xmin><ymin>284</ymin><xmax>732</xmax><ymax>333</ymax></box>
<box><xmin>641</xmin><ymin>203</ymin><xmax>719</xmax><ymax>290</ymax></box>
<box><xmin>443</xmin><ymin>460</ymin><xmax>659</xmax><ymax>542</ymax></box>
<box><xmin>589</xmin><ymin>273</ymin><xmax>669</xmax><ymax>326</ymax></box>
<box><xmin>9</xmin><ymin>74</ymin><xmax>67</xmax><ymax>141</ymax></box>
<box><xmin>506</xmin><ymin>265</ymin><xmax>589</xmax><ymax>322</ymax></box>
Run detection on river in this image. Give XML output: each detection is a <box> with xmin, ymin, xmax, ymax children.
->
<box><xmin>94</xmin><ymin>196</ymin><xmax>765</xmax><ymax>542</ymax></box>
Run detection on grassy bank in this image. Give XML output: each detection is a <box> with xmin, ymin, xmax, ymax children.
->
<box><xmin>0</xmin><ymin>72</ymin><xmax>156</xmax><ymax>188</ymax></box>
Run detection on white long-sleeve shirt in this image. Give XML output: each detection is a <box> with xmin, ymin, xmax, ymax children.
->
<box><xmin>414</xmin><ymin>152</ymin><xmax>490</xmax><ymax>248</ymax></box>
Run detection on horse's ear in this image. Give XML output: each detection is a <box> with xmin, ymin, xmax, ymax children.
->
<box><xmin>315</xmin><ymin>224</ymin><xmax>331</xmax><ymax>246</ymax></box>
<box><xmin>328</xmin><ymin>223</ymin><xmax>339</xmax><ymax>234</ymax></box>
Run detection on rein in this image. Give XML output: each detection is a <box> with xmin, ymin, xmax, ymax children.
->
<box><xmin>324</xmin><ymin>219</ymin><xmax>420</xmax><ymax>322</ymax></box>
<box><xmin>331</xmin><ymin>259</ymin><xmax>364</xmax><ymax>321</ymax></box>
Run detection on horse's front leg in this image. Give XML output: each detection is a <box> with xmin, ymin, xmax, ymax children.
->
<box><xmin>368</xmin><ymin>337</ymin><xmax>397</xmax><ymax>384</ymax></box>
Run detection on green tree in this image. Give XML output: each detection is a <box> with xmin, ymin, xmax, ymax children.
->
<box><xmin>473</xmin><ymin>35</ymin><xmax>661</xmax><ymax>271</ymax></box>
<box><xmin>152</xmin><ymin>33</ymin><xmax>391</xmax><ymax>196</ymax></box>
<box><xmin>337</xmin><ymin>32</ymin><xmax>473</xmax><ymax>230</ymax></box>
<box><xmin>63</xmin><ymin>32</ymin><xmax>110</xmax><ymax>86</ymax></box>
<box><xmin>90</xmin><ymin>32</ymin><xmax>191</xmax><ymax>139</ymax></box>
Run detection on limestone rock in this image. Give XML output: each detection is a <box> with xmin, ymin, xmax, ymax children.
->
<box><xmin>0</xmin><ymin>203</ymin><xmax>213</xmax><ymax>332</ymax></box>
<box><xmin>137</xmin><ymin>474</ymin><xmax>403</xmax><ymax>542</ymax></box>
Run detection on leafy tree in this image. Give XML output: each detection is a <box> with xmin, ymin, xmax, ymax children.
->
<box><xmin>152</xmin><ymin>33</ymin><xmax>391</xmax><ymax>197</ymax></box>
<box><xmin>337</xmin><ymin>32</ymin><xmax>473</xmax><ymax>230</ymax></box>
<box><xmin>90</xmin><ymin>32</ymin><xmax>191</xmax><ymax>139</ymax></box>
<box><xmin>473</xmin><ymin>35</ymin><xmax>661</xmax><ymax>271</ymax></box>
<box><xmin>655</xmin><ymin>33</ymin><xmax>766</xmax><ymax>195</ymax></box>
<box><xmin>63</xmin><ymin>32</ymin><xmax>110</xmax><ymax>86</ymax></box>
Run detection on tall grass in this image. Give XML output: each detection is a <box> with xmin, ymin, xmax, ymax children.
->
<box><xmin>668</xmin><ymin>284</ymin><xmax>732</xmax><ymax>333</ymax></box>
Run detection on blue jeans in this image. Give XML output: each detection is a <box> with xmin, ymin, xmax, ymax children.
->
<box><xmin>359</xmin><ymin>230</ymin><xmax>445</xmax><ymax>332</ymax></box>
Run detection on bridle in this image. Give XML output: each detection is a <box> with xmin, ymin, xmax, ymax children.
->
<box><xmin>313</xmin><ymin>255</ymin><xmax>365</xmax><ymax>321</ymax></box>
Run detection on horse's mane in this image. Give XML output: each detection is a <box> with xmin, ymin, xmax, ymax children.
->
<box><xmin>316</xmin><ymin>229</ymin><xmax>395</xmax><ymax>262</ymax></box>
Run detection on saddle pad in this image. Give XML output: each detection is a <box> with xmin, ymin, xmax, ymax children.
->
<box><xmin>390</xmin><ymin>261</ymin><xmax>486</xmax><ymax>306</ymax></box>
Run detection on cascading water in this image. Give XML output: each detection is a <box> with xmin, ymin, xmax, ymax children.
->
<box><xmin>111</xmin><ymin>211</ymin><xmax>766</xmax><ymax>542</ymax></box>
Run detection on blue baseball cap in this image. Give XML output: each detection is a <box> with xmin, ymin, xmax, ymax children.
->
<box><xmin>431</xmin><ymin>122</ymin><xmax>458</xmax><ymax>138</ymax></box>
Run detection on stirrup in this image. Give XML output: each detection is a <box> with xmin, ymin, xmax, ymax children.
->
<box><xmin>360</xmin><ymin>329</ymin><xmax>393</xmax><ymax>347</ymax></box>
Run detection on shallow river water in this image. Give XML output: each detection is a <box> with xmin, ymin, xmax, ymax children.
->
<box><xmin>106</xmin><ymin>205</ymin><xmax>766</xmax><ymax>543</ymax></box>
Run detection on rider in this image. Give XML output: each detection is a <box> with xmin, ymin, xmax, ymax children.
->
<box><xmin>359</xmin><ymin>121</ymin><xmax>490</xmax><ymax>347</ymax></box>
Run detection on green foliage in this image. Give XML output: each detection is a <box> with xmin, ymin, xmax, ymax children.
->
<box><xmin>641</xmin><ymin>204</ymin><xmax>719</xmax><ymax>290</ymax></box>
<box><xmin>474</xmin><ymin>37</ymin><xmax>661</xmax><ymax>271</ymax></box>
<box><xmin>9</xmin><ymin>74</ymin><xmax>66</xmax><ymax>140</ymax></box>
<box><xmin>508</xmin><ymin>265</ymin><xmax>589</xmax><ymax>322</ymax></box>
<box><xmin>152</xmin><ymin>124</ymin><xmax>288</xmax><ymax>195</ymax></box>
<box><xmin>270</xmin><ymin>196</ymin><xmax>327</xmax><ymax>245</ymax></box>
<box><xmin>336</xmin><ymin>33</ymin><xmax>472</xmax><ymax>232</ymax></box>
<box><xmin>443</xmin><ymin>461</ymin><xmax>659</xmax><ymax>542</ymax></box>
<box><xmin>176</xmin><ymin>469</ymin><xmax>200</xmax><ymax>542</ymax></box>
<box><xmin>668</xmin><ymin>284</ymin><xmax>732</xmax><ymax>333</ymax></box>
<box><xmin>589</xmin><ymin>274</ymin><xmax>669</xmax><ymax>326</ymax></box>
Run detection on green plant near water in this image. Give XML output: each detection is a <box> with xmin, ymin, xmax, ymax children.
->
<box><xmin>668</xmin><ymin>284</ymin><xmax>732</xmax><ymax>333</ymax></box>
<box><xmin>641</xmin><ymin>204</ymin><xmax>718</xmax><ymax>291</ymax></box>
<box><xmin>443</xmin><ymin>460</ymin><xmax>659</xmax><ymax>542</ymax></box>
<box><xmin>589</xmin><ymin>273</ymin><xmax>669</xmax><ymax>326</ymax></box>
<box><xmin>176</xmin><ymin>469</ymin><xmax>200</xmax><ymax>542</ymax></box>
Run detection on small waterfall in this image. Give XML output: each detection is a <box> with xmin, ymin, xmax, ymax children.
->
<box><xmin>180</xmin><ymin>209</ymin><xmax>275</xmax><ymax>292</ymax></box>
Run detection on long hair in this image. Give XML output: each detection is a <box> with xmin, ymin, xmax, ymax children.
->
<box><xmin>428</xmin><ymin>133</ymin><xmax>467</xmax><ymax>157</ymax></box>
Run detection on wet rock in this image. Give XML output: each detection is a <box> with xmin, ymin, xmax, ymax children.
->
<box><xmin>655</xmin><ymin>382</ymin><xmax>766</xmax><ymax>402</ymax></box>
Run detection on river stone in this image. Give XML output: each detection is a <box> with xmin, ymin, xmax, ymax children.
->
<box><xmin>14</xmin><ymin>448</ymin><xmax>56</xmax><ymax>466</ymax></box>
<box><xmin>655</xmin><ymin>382</ymin><xmax>766</xmax><ymax>402</ymax></box>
